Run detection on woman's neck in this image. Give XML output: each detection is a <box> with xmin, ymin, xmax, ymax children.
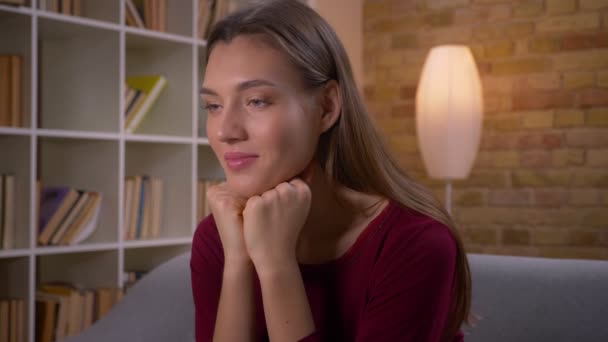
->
<box><xmin>296</xmin><ymin>163</ymin><xmax>388</xmax><ymax>263</ymax></box>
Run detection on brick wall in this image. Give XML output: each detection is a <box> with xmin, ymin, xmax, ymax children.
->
<box><xmin>363</xmin><ymin>0</ymin><xmax>608</xmax><ymax>259</ymax></box>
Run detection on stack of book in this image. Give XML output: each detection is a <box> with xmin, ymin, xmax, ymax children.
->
<box><xmin>124</xmin><ymin>175</ymin><xmax>164</xmax><ymax>241</ymax></box>
<box><xmin>38</xmin><ymin>186</ymin><xmax>103</xmax><ymax>246</ymax></box>
<box><xmin>0</xmin><ymin>55</ymin><xmax>23</xmax><ymax>128</ymax></box>
<box><xmin>0</xmin><ymin>298</ymin><xmax>25</xmax><ymax>342</ymax></box>
<box><xmin>124</xmin><ymin>75</ymin><xmax>167</xmax><ymax>134</ymax></box>
<box><xmin>196</xmin><ymin>178</ymin><xmax>223</xmax><ymax>223</ymax></box>
<box><xmin>0</xmin><ymin>174</ymin><xmax>16</xmax><ymax>250</ymax></box>
<box><xmin>38</xmin><ymin>0</ymin><xmax>82</xmax><ymax>16</ymax></box>
<box><xmin>35</xmin><ymin>283</ymin><xmax>123</xmax><ymax>342</ymax></box>
<box><xmin>124</xmin><ymin>0</ymin><xmax>167</xmax><ymax>32</ymax></box>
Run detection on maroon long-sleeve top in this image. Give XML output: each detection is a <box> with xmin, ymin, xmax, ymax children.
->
<box><xmin>190</xmin><ymin>198</ymin><xmax>465</xmax><ymax>341</ymax></box>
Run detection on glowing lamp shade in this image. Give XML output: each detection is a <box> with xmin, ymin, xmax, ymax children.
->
<box><xmin>415</xmin><ymin>45</ymin><xmax>483</xmax><ymax>180</ymax></box>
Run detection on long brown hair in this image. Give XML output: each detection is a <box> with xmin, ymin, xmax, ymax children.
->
<box><xmin>205</xmin><ymin>1</ymin><xmax>471</xmax><ymax>340</ymax></box>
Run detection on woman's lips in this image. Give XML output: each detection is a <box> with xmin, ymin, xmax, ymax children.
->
<box><xmin>224</xmin><ymin>152</ymin><xmax>258</xmax><ymax>171</ymax></box>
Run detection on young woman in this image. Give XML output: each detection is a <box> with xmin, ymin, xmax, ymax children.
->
<box><xmin>190</xmin><ymin>1</ymin><xmax>471</xmax><ymax>341</ymax></box>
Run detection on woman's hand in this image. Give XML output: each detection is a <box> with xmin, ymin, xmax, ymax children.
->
<box><xmin>206</xmin><ymin>182</ymin><xmax>249</xmax><ymax>264</ymax></box>
<box><xmin>242</xmin><ymin>163</ymin><xmax>314</xmax><ymax>272</ymax></box>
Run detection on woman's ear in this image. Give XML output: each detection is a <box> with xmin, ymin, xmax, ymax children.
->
<box><xmin>319</xmin><ymin>80</ymin><xmax>342</xmax><ymax>134</ymax></box>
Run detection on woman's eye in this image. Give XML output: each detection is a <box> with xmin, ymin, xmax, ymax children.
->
<box><xmin>247</xmin><ymin>98</ymin><xmax>269</xmax><ymax>108</ymax></box>
<box><xmin>203</xmin><ymin>103</ymin><xmax>221</xmax><ymax>113</ymax></box>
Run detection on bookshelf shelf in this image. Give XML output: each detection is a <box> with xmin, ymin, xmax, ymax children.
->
<box><xmin>124</xmin><ymin>133</ymin><xmax>192</xmax><ymax>144</ymax></box>
<box><xmin>36</xmin><ymin>128</ymin><xmax>121</xmax><ymax>140</ymax></box>
<box><xmin>0</xmin><ymin>249</ymin><xmax>30</xmax><ymax>259</ymax></box>
<box><xmin>122</xmin><ymin>236</ymin><xmax>192</xmax><ymax>249</ymax></box>
<box><xmin>0</xmin><ymin>127</ymin><xmax>33</xmax><ymax>136</ymax></box>
<box><xmin>33</xmin><ymin>242</ymin><xmax>119</xmax><ymax>256</ymax></box>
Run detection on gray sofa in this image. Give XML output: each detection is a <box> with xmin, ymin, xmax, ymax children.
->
<box><xmin>65</xmin><ymin>253</ymin><xmax>608</xmax><ymax>342</ymax></box>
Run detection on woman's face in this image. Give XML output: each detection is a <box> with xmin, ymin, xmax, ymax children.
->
<box><xmin>202</xmin><ymin>35</ymin><xmax>321</xmax><ymax>198</ymax></box>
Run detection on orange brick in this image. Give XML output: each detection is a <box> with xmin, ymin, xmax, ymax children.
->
<box><xmin>547</xmin><ymin>0</ymin><xmax>577</xmax><ymax>14</ymax></box>
<box><xmin>454</xmin><ymin>170</ymin><xmax>509</xmax><ymax>187</ymax></box>
<box><xmin>427</xmin><ymin>27</ymin><xmax>472</xmax><ymax>45</ymax></box>
<box><xmin>491</xmin><ymin>114</ymin><xmax>521</xmax><ymax>132</ymax></box>
<box><xmin>539</xmin><ymin>246</ymin><xmax>608</xmax><ymax>260</ymax></box>
<box><xmin>520</xmin><ymin>150</ymin><xmax>552</xmax><ymax>168</ymax></box>
<box><xmin>388</xmin><ymin>135</ymin><xmax>418</xmax><ymax>153</ymax></box>
<box><xmin>512</xmin><ymin>170</ymin><xmax>572</xmax><ymax>187</ymax></box>
<box><xmin>587</xmin><ymin>107</ymin><xmax>608</xmax><ymax>126</ymax></box>
<box><xmin>580</xmin><ymin>88</ymin><xmax>608</xmax><ymax>106</ymax></box>
<box><xmin>568</xmin><ymin>230</ymin><xmax>600</xmax><ymax>246</ymax></box>
<box><xmin>552</xmin><ymin>148</ymin><xmax>585</xmax><ymax>166</ymax></box>
<box><xmin>562</xmin><ymin>71</ymin><xmax>595</xmax><ymax>89</ymax></box>
<box><xmin>569</xmin><ymin>189</ymin><xmax>600</xmax><ymax>206</ymax></box>
<box><xmin>492</xmin><ymin>58</ymin><xmax>552</xmax><ymax>75</ymax></box>
<box><xmin>583</xmin><ymin>209</ymin><xmax>608</xmax><ymax>227</ymax></box>
<box><xmin>481</xmin><ymin>133</ymin><xmax>519</xmax><ymax>150</ymax></box>
<box><xmin>484</xmin><ymin>95</ymin><xmax>512</xmax><ymax>113</ymax></box>
<box><xmin>464</xmin><ymin>227</ymin><xmax>498</xmax><ymax>245</ymax></box>
<box><xmin>492</xmin><ymin>151</ymin><xmax>520</xmax><ymax>168</ymax></box>
<box><xmin>538</xmin><ymin>13</ymin><xmax>600</xmax><ymax>33</ymax></box>
<box><xmin>391</xmin><ymin>34</ymin><xmax>418</xmax><ymax>49</ymax></box>
<box><xmin>579</xmin><ymin>0</ymin><xmax>608</xmax><ymax>10</ymax></box>
<box><xmin>454</xmin><ymin>190</ymin><xmax>485</xmax><ymax>206</ymax></box>
<box><xmin>572</xmin><ymin>170</ymin><xmax>608</xmax><ymax>187</ymax></box>
<box><xmin>513</xmin><ymin>90</ymin><xmax>574</xmax><ymax>110</ymax></box>
<box><xmin>599</xmin><ymin>71</ymin><xmax>608</xmax><ymax>87</ymax></box>
<box><xmin>454</xmin><ymin>5</ymin><xmax>511</xmax><ymax>25</ymax></box>
<box><xmin>566</xmin><ymin>128</ymin><xmax>608</xmax><ymax>147</ymax></box>
<box><xmin>534</xmin><ymin>189</ymin><xmax>568</xmax><ymax>207</ymax></box>
<box><xmin>530</xmin><ymin>227</ymin><xmax>570</xmax><ymax>245</ymax></box>
<box><xmin>502</xmin><ymin>228</ymin><xmax>530</xmax><ymax>245</ymax></box>
<box><xmin>522</xmin><ymin>110</ymin><xmax>554</xmax><ymax>128</ymax></box>
<box><xmin>528</xmin><ymin>37</ymin><xmax>561</xmax><ymax>53</ymax></box>
<box><xmin>427</xmin><ymin>0</ymin><xmax>469</xmax><ymax>9</ymax></box>
<box><xmin>488</xmin><ymin>189</ymin><xmax>531</xmax><ymax>206</ymax></box>
<box><xmin>426</xmin><ymin>10</ymin><xmax>454</xmax><ymax>27</ymax></box>
<box><xmin>484</xmin><ymin>40</ymin><xmax>515</xmax><ymax>58</ymax></box>
<box><xmin>514</xmin><ymin>0</ymin><xmax>544</xmax><ymax>17</ymax></box>
<box><xmin>512</xmin><ymin>73</ymin><xmax>561</xmax><ymax>90</ymax></box>
<box><xmin>554</xmin><ymin>109</ymin><xmax>585</xmax><ymax>127</ymax></box>
<box><xmin>554</xmin><ymin>50</ymin><xmax>608</xmax><ymax>71</ymax></box>
<box><xmin>587</xmin><ymin>149</ymin><xmax>608</xmax><ymax>166</ymax></box>
<box><xmin>474</xmin><ymin>22</ymin><xmax>533</xmax><ymax>41</ymax></box>
<box><xmin>377</xmin><ymin>51</ymin><xmax>404</xmax><ymax>67</ymax></box>
<box><xmin>561</xmin><ymin>33</ymin><xmax>608</xmax><ymax>50</ymax></box>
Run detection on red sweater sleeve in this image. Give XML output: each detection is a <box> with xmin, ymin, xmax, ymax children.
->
<box><xmin>355</xmin><ymin>220</ymin><xmax>459</xmax><ymax>342</ymax></box>
<box><xmin>190</xmin><ymin>216</ymin><xmax>224</xmax><ymax>342</ymax></box>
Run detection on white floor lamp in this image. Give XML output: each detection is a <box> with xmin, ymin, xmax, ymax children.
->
<box><xmin>415</xmin><ymin>45</ymin><xmax>484</xmax><ymax>215</ymax></box>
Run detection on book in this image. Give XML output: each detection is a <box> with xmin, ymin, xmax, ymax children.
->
<box><xmin>125</xmin><ymin>0</ymin><xmax>145</xmax><ymax>28</ymax></box>
<box><xmin>38</xmin><ymin>187</ymin><xmax>79</xmax><ymax>245</ymax></box>
<box><xmin>67</xmin><ymin>192</ymin><xmax>102</xmax><ymax>245</ymax></box>
<box><xmin>123</xmin><ymin>177</ymin><xmax>135</xmax><ymax>240</ymax></box>
<box><xmin>124</xmin><ymin>75</ymin><xmax>167</xmax><ymax>133</ymax></box>
<box><xmin>1</xmin><ymin>174</ymin><xmax>16</xmax><ymax>249</ymax></box>
<box><xmin>150</xmin><ymin>177</ymin><xmax>163</xmax><ymax>238</ymax></box>
<box><xmin>49</xmin><ymin>191</ymin><xmax>89</xmax><ymax>245</ymax></box>
<box><xmin>10</xmin><ymin>55</ymin><xmax>22</xmax><ymax>127</ymax></box>
<box><xmin>0</xmin><ymin>300</ymin><xmax>8</xmax><ymax>342</ymax></box>
<box><xmin>0</xmin><ymin>55</ymin><xmax>10</xmax><ymax>127</ymax></box>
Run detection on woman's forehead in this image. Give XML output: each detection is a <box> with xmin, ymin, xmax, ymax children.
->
<box><xmin>203</xmin><ymin>36</ymin><xmax>303</xmax><ymax>93</ymax></box>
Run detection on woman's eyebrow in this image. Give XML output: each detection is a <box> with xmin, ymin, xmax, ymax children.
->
<box><xmin>200</xmin><ymin>79</ymin><xmax>277</xmax><ymax>96</ymax></box>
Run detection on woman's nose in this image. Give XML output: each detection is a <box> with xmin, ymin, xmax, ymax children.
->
<box><xmin>217</xmin><ymin>105</ymin><xmax>247</xmax><ymax>143</ymax></box>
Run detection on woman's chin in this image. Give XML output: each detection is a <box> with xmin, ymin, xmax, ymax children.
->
<box><xmin>226</xmin><ymin>178</ymin><xmax>271</xmax><ymax>199</ymax></box>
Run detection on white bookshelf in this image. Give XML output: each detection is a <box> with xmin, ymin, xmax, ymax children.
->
<box><xmin>0</xmin><ymin>1</ymin><xmax>224</xmax><ymax>341</ymax></box>
<box><xmin>0</xmin><ymin>0</ymin><xmax>357</xmax><ymax>341</ymax></box>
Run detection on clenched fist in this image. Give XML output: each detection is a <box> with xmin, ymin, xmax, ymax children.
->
<box><xmin>205</xmin><ymin>182</ymin><xmax>249</xmax><ymax>263</ymax></box>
